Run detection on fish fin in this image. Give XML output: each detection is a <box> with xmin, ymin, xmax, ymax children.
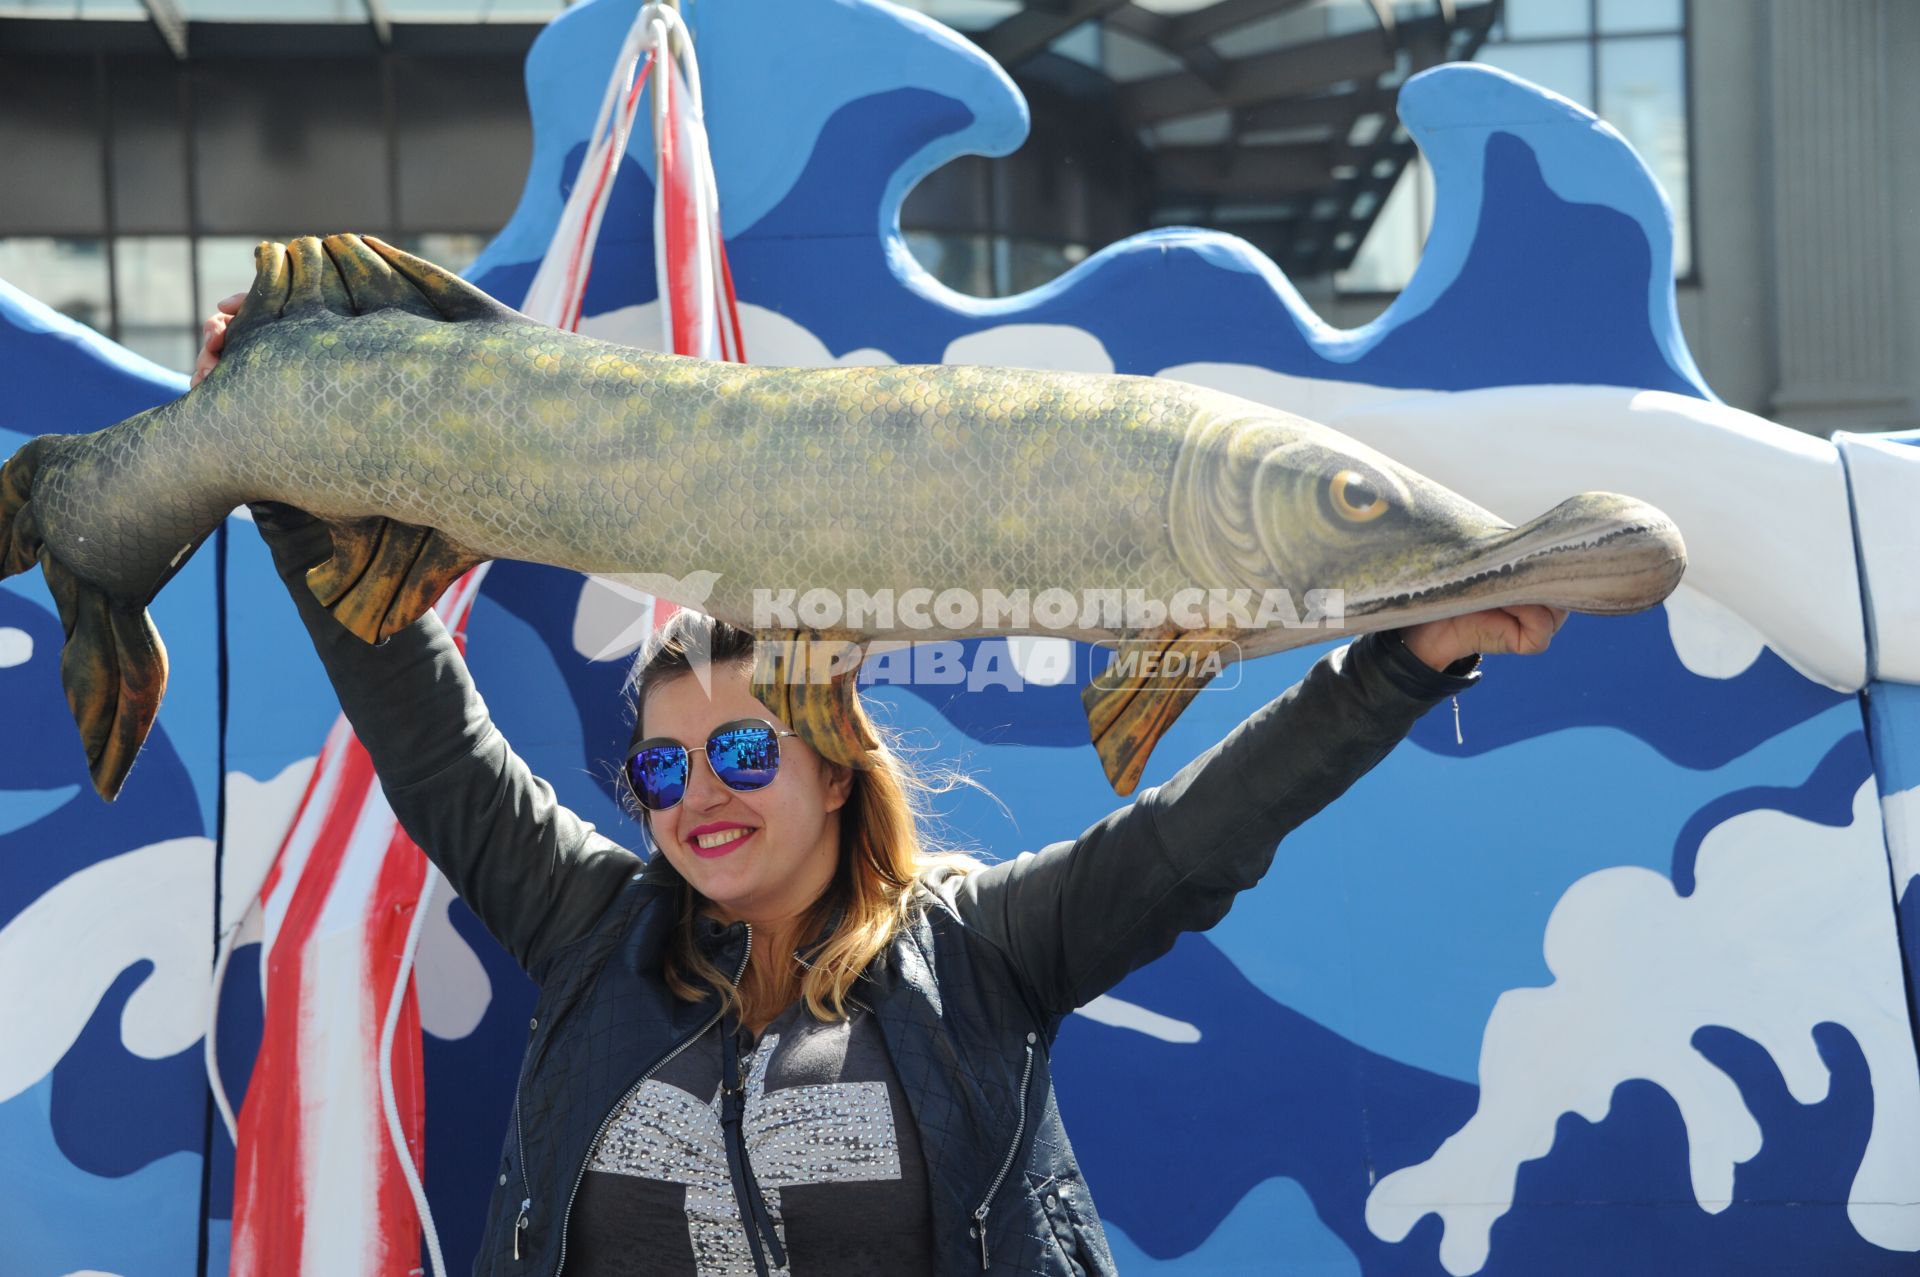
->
<box><xmin>220</xmin><ymin>233</ymin><xmax>529</xmax><ymax>357</ymax></box>
<box><xmin>282</xmin><ymin>235</ymin><xmax>356</xmax><ymax>317</ymax></box>
<box><xmin>1080</xmin><ymin>633</ymin><xmax>1235</xmax><ymax>796</ymax></box>
<box><xmin>361</xmin><ymin>235</ymin><xmax>537</xmax><ymax>326</ymax></box>
<box><xmin>306</xmin><ymin>517</ymin><xmax>487</xmax><ymax>644</ymax></box>
<box><xmin>41</xmin><ymin>552</ymin><xmax>168</xmax><ymax>802</ymax></box>
<box><xmin>319</xmin><ymin>233</ymin><xmax>441</xmax><ymax>319</ymax></box>
<box><xmin>0</xmin><ymin>435</ymin><xmax>50</xmax><ymax>581</ymax></box>
<box><xmin>750</xmin><ymin>632</ymin><xmax>881</xmax><ymax>769</ymax></box>
<box><xmin>219</xmin><ymin>240</ymin><xmax>294</xmax><ymax>351</ymax></box>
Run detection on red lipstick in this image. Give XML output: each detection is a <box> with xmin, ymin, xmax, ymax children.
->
<box><xmin>686</xmin><ymin>822</ymin><xmax>755</xmax><ymax>859</ymax></box>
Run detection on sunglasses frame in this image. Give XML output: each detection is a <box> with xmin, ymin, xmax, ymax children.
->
<box><xmin>623</xmin><ymin>717</ymin><xmax>801</xmax><ymax>813</ymax></box>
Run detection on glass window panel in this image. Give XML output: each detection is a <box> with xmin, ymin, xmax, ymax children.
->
<box><xmin>181</xmin><ymin>0</ymin><xmax>361</xmax><ymax>18</ymax></box>
<box><xmin>1213</xmin><ymin>202</ymin><xmax>1298</xmax><ymax>224</ymax></box>
<box><xmin>1335</xmin><ymin>157</ymin><xmax>1432</xmax><ymax>294</ymax></box>
<box><xmin>196</xmin><ymin>235</ymin><xmax>268</xmax><ymax>320</ymax></box>
<box><xmin>1102</xmin><ymin>27</ymin><xmax>1184</xmax><ymax>82</ymax></box>
<box><xmin>1214</xmin><ymin>0</ymin><xmax>1377</xmax><ymax>57</ymax></box>
<box><xmin>393</xmin><ymin>54</ymin><xmax>532</xmax><ymax>234</ymax></box>
<box><xmin>482</xmin><ymin>1</ymin><xmax>564</xmax><ymax>18</ymax></box>
<box><xmin>113</xmin><ymin>236</ymin><xmax>194</xmax><ymax>330</ymax></box>
<box><xmin>1005</xmin><ymin>238</ymin><xmax>1075</xmax><ymax>296</ymax></box>
<box><xmin>1</xmin><ymin>0</ymin><xmax>147</xmax><ymax>11</ymax></box>
<box><xmin>0</xmin><ymin>57</ymin><xmax>106</xmax><ymax>235</ymax></box>
<box><xmin>887</xmin><ymin>0</ymin><xmax>1020</xmax><ymax>32</ymax></box>
<box><xmin>191</xmin><ymin>62</ymin><xmax>388</xmax><ymax>234</ymax></box>
<box><xmin>10</xmin><ymin>0</ymin><xmax>155</xmax><ymax>15</ymax></box>
<box><xmin>1599</xmin><ymin>35</ymin><xmax>1691</xmax><ymax>275</ymax></box>
<box><xmin>1146</xmin><ymin>109</ymin><xmax>1232</xmax><ymax>147</ymax></box>
<box><xmin>120</xmin><ymin>328</ymin><xmax>196</xmax><ymax>376</ymax></box>
<box><xmin>1499</xmin><ymin>0</ymin><xmax>1591</xmax><ymax>39</ymax></box>
<box><xmin>903</xmin><ymin>231</ymin><xmax>994</xmax><ymax>298</ymax></box>
<box><xmin>1049</xmin><ymin>21</ymin><xmax>1102</xmax><ymax>69</ymax></box>
<box><xmin>109</xmin><ymin>62</ymin><xmax>191</xmax><ymax>235</ymax></box>
<box><xmin>1474</xmin><ymin>40</ymin><xmax>1593</xmax><ymax>107</ymax></box>
<box><xmin>1325</xmin><ymin>0</ymin><xmax>1381</xmax><ymax>36</ymax></box>
<box><xmin>385</xmin><ymin>0</ymin><xmax>562</xmax><ymax>16</ymax></box>
<box><xmin>1598</xmin><ymin>0</ymin><xmax>1680</xmax><ymax>33</ymax></box>
<box><xmin>0</xmin><ymin>238</ymin><xmax>111</xmax><ymax>333</ymax></box>
<box><xmin>1453</xmin><ymin>0</ymin><xmax>1499</xmax><ymax>29</ymax></box>
<box><xmin>1133</xmin><ymin>0</ymin><xmax>1215</xmax><ymax>14</ymax></box>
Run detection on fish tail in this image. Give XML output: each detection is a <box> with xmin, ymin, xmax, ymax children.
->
<box><xmin>0</xmin><ymin>435</ymin><xmax>168</xmax><ymax>801</ymax></box>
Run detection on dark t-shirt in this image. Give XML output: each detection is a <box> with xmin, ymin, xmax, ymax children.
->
<box><xmin>567</xmin><ymin>999</ymin><xmax>935</xmax><ymax>1275</ymax></box>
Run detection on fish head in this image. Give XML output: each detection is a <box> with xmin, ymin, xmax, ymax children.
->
<box><xmin>1333</xmin><ymin>482</ymin><xmax>1686</xmax><ymax>629</ymax></box>
<box><xmin>1174</xmin><ymin>415</ymin><xmax>1687</xmax><ymax>638</ymax></box>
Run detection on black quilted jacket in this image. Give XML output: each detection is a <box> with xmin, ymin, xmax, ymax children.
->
<box><xmin>276</xmin><ymin>531</ymin><xmax>1476</xmax><ymax>1276</ymax></box>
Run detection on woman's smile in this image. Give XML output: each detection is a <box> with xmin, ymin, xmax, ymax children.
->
<box><xmin>687</xmin><ymin>822</ymin><xmax>757</xmax><ymax>857</ymax></box>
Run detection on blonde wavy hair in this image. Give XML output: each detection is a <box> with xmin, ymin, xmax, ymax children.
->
<box><xmin>627</xmin><ymin>611</ymin><xmax>980</xmax><ymax>1027</ymax></box>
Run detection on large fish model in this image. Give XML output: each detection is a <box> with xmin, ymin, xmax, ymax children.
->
<box><xmin>0</xmin><ymin>234</ymin><xmax>1685</xmax><ymax>801</ymax></box>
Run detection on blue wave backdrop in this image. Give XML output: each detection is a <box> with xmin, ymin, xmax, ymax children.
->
<box><xmin>1</xmin><ymin>1</ymin><xmax>1917</xmax><ymax>1274</ymax></box>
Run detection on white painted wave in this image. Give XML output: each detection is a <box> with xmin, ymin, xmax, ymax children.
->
<box><xmin>0</xmin><ymin>836</ymin><xmax>212</xmax><ymax>1104</ymax></box>
<box><xmin>1074</xmin><ymin>994</ymin><xmax>1201</xmax><ymax>1043</ymax></box>
<box><xmin>1364</xmin><ymin>779</ymin><xmax>1920</xmax><ymax>1274</ymax></box>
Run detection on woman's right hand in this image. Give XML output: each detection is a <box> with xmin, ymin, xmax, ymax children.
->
<box><xmin>190</xmin><ymin>291</ymin><xmax>247</xmax><ymax>389</ymax></box>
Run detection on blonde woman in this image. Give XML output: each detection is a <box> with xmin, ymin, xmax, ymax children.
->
<box><xmin>200</xmin><ymin>303</ymin><xmax>1564</xmax><ymax>1276</ymax></box>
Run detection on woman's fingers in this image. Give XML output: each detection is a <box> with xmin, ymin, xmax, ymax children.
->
<box><xmin>190</xmin><ymin>299</ymin><xmax>245</xmax><ymax>389</ymax></box>
<box><xmin>1404</xmin><ymin>604</ymin><xmax>1571</xmax><ymax>668</ymax></box>
<box><xmin>1504</xmin><ymin>604</ymin><xmax>1569</xmax><ymax>656</ymax></box>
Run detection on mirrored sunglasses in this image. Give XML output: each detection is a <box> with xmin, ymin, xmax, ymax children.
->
<box><xmin>624</xmin><ymin>718</ymin><xmax>800</xmax><ymax>812</ymax></box>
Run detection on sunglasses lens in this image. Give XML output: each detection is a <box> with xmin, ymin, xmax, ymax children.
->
<box><xmin>628</xmin><ymin>744</ymin><xmax>689</xmax><ymax>810</ymax></box>
<box><xmin>708</xmin><ymin>724</ymin><xmax>781</xmax><ymax>792</ymax></box>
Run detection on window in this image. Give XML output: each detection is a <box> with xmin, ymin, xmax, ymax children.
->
<box><xmin>1342</xmin><ymin>0</ymin><xmax>1691</xmax><ymax>293</ymax></box>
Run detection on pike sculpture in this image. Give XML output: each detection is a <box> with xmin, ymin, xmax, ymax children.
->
<box><xmin>0</xmin><ymin>234</ymin><xmax>1686</xmax><ymax>801</ymax></box>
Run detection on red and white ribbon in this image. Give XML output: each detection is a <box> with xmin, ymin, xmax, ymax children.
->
<box><xmin>213</xmin><ymin>7</ymin><xmax>743</xmax><ymax>1272</ymax></box>
<box><xmin>523</xmin><ymin>1</ymin><xmax>744</xmax><ymax>361</ymax></box>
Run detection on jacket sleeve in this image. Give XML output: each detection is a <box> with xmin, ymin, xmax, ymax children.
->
<box><xmin>939</xmin><ymin>629</ymin><xmax>1480</xmax><ymax>1022</ymax></box>
<box><xmin>264</xmin><ymin>518</ymin><xmax>640</xmax><ymax>978</ymax></box>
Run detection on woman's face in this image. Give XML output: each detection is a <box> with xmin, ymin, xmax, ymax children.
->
<box><xmin>638</xmin><ymin>661</ymin><xmax>852</xmax><ymax>930</ymax></box>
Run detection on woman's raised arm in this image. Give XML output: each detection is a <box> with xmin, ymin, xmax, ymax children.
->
<box><xmin>201</xmin><ymin>303</ymin><xmax>638</xmax><ymax>979</ymax></box>
<box><xmin>936</xmin><ymin>627</ymin><xmax>1489</xmax><ymax>1025</ymax></box>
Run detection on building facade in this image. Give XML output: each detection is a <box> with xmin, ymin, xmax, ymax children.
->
<box><xmin>0</xmin><ymin>0</ymin><xmax>1913</xmax><ymax>434</ymax></box>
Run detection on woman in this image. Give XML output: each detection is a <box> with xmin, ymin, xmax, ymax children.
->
<box><xmin>198</xmin><ymin>302</ymin><xmax>1565</xmax><ymax>1276</ymax></box>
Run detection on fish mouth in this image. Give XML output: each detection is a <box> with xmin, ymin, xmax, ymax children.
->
<box><xmin>1345</xmin><ymin>491</ymin><xmax>1687</xmax><ymax>624</ymax></box>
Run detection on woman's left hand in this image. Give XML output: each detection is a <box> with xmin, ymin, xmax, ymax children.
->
<box><xmin>1399</xmin><ymin>604</ymin><xmax>1570</xmax><ymax>673</ymax></box>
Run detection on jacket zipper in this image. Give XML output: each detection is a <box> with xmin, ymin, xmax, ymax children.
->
<box><xmin>510</xmin><ymin>1013</ymin><xmax>538</xmax><ymax>1260</ymax></box>
<box><xmin>970</xmin><ymin>1036</ymin><xmax>1036</xmax><ymax>1270</ymax></box>
<box><xmin>547</xmin><ymin>924</ymin><xmax>753</xmax><ymax>1275</ymax></box>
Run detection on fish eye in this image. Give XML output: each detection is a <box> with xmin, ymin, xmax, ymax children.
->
<box><xmin>1329</xmin><ymin>470</ymin><xmax>1388</xmax><ymax>523</ymax></box>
